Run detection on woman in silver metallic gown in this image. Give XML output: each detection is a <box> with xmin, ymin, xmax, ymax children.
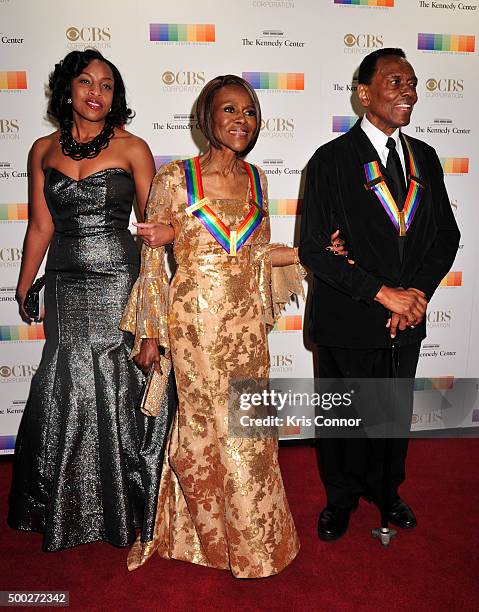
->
<box><xmin>7</xmin><ymin>50</ymin><xmax>174</xmax><ymax>551</ymax></box>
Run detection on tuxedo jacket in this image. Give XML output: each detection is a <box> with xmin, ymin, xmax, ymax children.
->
<box><xmin>299</xmin><ymin>120</ymin><xmax>460</xmax><ymax>349</ymax></box>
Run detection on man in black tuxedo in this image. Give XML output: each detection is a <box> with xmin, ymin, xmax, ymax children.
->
<box><xmin>299</xmin><ymin>48</ymin><xmax>460</xmax><ymax>541</ymax></box>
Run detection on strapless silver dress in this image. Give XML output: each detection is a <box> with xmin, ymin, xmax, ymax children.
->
<box><xmin>8</xmin><ymin>168</ymin><xmax>174</xmax><ymax>551</ymax></box>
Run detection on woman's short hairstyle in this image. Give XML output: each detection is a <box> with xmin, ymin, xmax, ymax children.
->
<box><xmin>47</xmin><ymin>49</ymin><xmax>134</xmax><ymax>128</ymax></box>
<box><xmin>196</xmin><ymin>75</ymin><xmax>261</xmax><ymax>156</ymax></box>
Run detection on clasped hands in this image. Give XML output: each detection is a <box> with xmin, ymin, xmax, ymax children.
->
<box><xmin>325</xmin><ymin>231</ymin><xmax>427</xmax><ymax>339</ymax></box>
<box><xmin>375</xmin><ymin>286</ymin><xmax>427</xmax><ymax>339</ymax></box>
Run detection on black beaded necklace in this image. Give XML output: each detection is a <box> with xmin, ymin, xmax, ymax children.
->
<box><xmin>59</xmin><ymin>122</ymin><xmax>115</xmax><ymax>160</ymax></box>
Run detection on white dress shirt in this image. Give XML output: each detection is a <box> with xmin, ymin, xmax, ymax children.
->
<box><xmin>360</xmin><ymin>114</ymin><xmax>407</xmax><ymax>182</ymax></box>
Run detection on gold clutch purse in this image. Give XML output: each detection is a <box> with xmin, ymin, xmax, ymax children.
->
<box><xmin>137</xmin><ymin>357</ymin><xmax>171</xmax><ymax>417</ymax></box>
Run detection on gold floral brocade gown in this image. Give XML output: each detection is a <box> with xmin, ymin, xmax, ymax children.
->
<box><xmin>121</xmin><ymin>160</ymin><xmax>301</xmax><ymax>578</ymax></box>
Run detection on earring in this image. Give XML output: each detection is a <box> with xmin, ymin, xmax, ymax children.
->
<box><xmin>67</xmin><ymin>98</ymin><xmax>72</xmax><ymax>104</ymax></box>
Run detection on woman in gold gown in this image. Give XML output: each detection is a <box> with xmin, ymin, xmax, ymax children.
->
<box><xmin>121</xmin><ymin>75</ymin><xmax>305</xmax><ymax>578</ymax></box>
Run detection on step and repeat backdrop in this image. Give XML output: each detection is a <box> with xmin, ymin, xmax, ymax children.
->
<box><xmin>1</xmin><ymin>0</ymin><xmax>478</xmax><ymax>452</ymax></box>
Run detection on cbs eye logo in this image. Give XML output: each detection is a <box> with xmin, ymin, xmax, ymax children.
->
<box><xmin>162</xmin><ymin>71</ymin><xmax>176</xmax><ymax>85</ymax></box>
<box><xmin>343</xmin><ymin>34</ymin><xmax>383</xmax><ymax>49</ymax></box>
<box><xmin>65</xmin><ymin>27</ymin><xmax>111</xmax><ymax>43</ymax></box>
<box><xmin>161</xmin><ymin>71</ymin><xmax>206</xmax><ymax>86</ymax></box>
<box><xmin>425</xmin><ymin>78</ymin><xmax>463</xmax><ymax>93</ymax></box>
<box><xmin>66</xmin><ymin>27</ymin><xmax>80</xmax><ymax>42</ymax></box>
<box><xmin>344</xmin><ymin>34</ymin><xmax>356</xmax><ymax>47</ymax></box>
<box><xmin>0</xmin><ymin>365</ymin><xmax>37</xmax><ymax>378</ymax></box>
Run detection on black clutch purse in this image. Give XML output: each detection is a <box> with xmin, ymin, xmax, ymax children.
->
<box><xmin>23</xmin><ymin>275</ymin><xmax>46</xmax><ymax>321</ymax></box>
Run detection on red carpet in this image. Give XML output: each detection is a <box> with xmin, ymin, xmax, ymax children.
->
<box><xmin>1</xmin><ymin>440</ymin><xmax>478</xmax><ymax>611</ymax></box>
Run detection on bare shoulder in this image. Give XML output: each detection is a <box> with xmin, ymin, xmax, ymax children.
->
<box><xmin>31</xmin><ymin>131</ymin><xmax>59</xmax><ymax>164</ymax></box>
<box><xmin>32</xmin><ymin>131</ymin><xmax>58</xmax><ymax>151</ymax></box>
<box><xmin>114</xmin><ymin>128</ymin><xmax>153</xmax><ymax>162</ymax></box>
<box><xmin>114</xmin><ymin>128</ymin><xmax>150</xmax><ymax>150</ymax></box>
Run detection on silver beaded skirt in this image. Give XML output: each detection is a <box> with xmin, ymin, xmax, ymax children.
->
<box><xmin>8</xmin><ymin>168</ymin><xmax>175</xmax><ymax>550</ymax></box>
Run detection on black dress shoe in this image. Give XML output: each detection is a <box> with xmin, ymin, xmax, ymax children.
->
<box><xmin>318</xmin><ymin>504</ymin><xmax>355</xmax><ymax>541</ymax></box>
<box><xmin>387</xmin><ymin>498</ymin><xmax>417</xmax><ymax>529</ymax></box>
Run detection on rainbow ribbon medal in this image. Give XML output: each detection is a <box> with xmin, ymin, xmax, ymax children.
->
<box><xmin>183</xmin><ymin>157</ymin><xmax>263</xmax><ymax>256</ymax></box>
<box><xmin>363</xmin><ymin>135</ymin><xmax>424</xmax><ymax>236</ymax></box>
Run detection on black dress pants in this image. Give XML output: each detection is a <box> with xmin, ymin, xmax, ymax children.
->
<box><xmin>317</xmin><ymin>342</ymin><xmax>421</xmax><ymax>509</ymax></box>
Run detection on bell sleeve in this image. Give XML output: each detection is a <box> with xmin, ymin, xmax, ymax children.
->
<box><xmin>250</xmin><ymin>167</ymin><xmax>306</xmax><ymax>330</ymax></box>
<box><xmin>120</xmin><ymin>165</ymin><xmax>173</xmax><ymax>358</ymax></box>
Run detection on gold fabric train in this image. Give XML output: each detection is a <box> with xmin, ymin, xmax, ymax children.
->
<box><xmin>121</xmin><ymin>160</ymin><xmax>303</xmax><ymax>578</ymax></box>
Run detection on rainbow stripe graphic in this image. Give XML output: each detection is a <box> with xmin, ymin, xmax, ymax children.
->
<box><xmin>440</xmin><ymin>271</ymin><xmax>462</xmax><ymax>287</ymax></box>
<box><xmin>406</xmin><ymin>138</ymin><xmax>421</xmax><ymax>178</ymax></box>
<box><xmin>184</xmin><ymin>157</ymin><xmax>203</xmax><ymax>203</ymax></box>
<box><xmin>269</xmin><ymin>199</ymin><xmax>302</xmax><ymax>216</ymax></box>
<box><xmin>440</xmin><ymin>158</ymin><xmax>469</xmax><ymax>174</ymax></box>
<box><xmin>0</xmin><ymin>325</ymin><xmax>45</xmax><ymax>342</ymax></box>
<box><xmin>332</xmin><ymin>116</ymin><xmax>357</xmax><ymax>133</ymax></box>
<box><xmin>236</xmin><ymin>206</ymin><xmax>262</xmax><ymax>251</ymax></box>
<box><xmin>150</xmin><ymin>24</ymin><xmax>215</xmax><ymax>42</ymax></box>
<box><xmin>335</xmin><ymin>0</ymin><xmax>394</xmax><ymax>5</ymax></box>
<box><xmin>242</xmin><ymin>72</ymin><xmax>304</xmax><ymax>91</ymax></box>
<box><xmin>273</xmin><ymin>315</ymin><xmax>303</xmax><ymax>332</ymax></box>
<box><xmin>0</xmin><ymin>71</ymin><xmax>27</xmax><ymax>90</ymax></box>
<box><xmin>183</xmin><ymin>158</ymin><xmax>263</xmax><ymax>255</ymax></box>
<box><xmin>414</xmin><ymin>377</ymin><xmax>454</xmax><ymax>391</ymax></box>
<box><xmin>0</xmin><ymin>203</ymin><xmax>28</xmax><ymax>221</ymax></box>
<box><xmin>364</xmin><ymin>161</ymin><xmax>381</xmax><ymax>183</ymax></box>
<box><xmin>418</xmin><ymin>33</ymin><xmax>475</xmax><ymax>53</ymax></box>
<box><xmin>245</xmin><ymin>163</ymin><xmax>263</xmax><ymax>207</ymax></box>
<box><xmin>154</xmin><ymin>155</ymin><xmax>185</xmax><ymax>170</ymax></box>
<box><xmin>194</xmin><ymin>206</ymin><xmax>230</xmax><ymax>251</ymax></box>
<box><xmin>0</xmin><ymin>435</ymin><xmax>16</xmax><ymax>452</ymax></box>
<box><xmin>364</xmin><ymin>135</ymin><xmax>423</xmax><ymax>236</ymax></box>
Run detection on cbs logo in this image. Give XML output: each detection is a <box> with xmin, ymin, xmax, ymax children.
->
<box><xmin>261</xmin><ymin>118</ymin><xmax>294</xmax><ymax>132</ymax></box>
<box><xmin>411</xmin><ymin>412</ymin><xmax>442</xmax><ymax>425</ymax></box>
<box><xmin>426</xmin><ymin>78</ymin><xmax>464</xmax><ymax>92</ymax></box>
<box><xmin>0</xmin><ymin>119</ymin><xmax>19</xmax><ymax>134</ymax></box>
<box><xmin>66</xmin><ymin>27</ymin><xmax>111</xmax><ymax>43</ymax></box>
<box><xmin>271</xmin><ymin>354</ymin><xmax>293</xmax><ymax>367</ymax></box>
<box><xmin>427</xmin><ymin>310</ymin><xmax>452</xmax><ymax>323</ymax></box>
<box><xmin>344</xmin><ymin>34</ymin><xmax>383</xmax><ymax>49</ymax></box>
<box><xmin>0</xmin><ymin>365</ymin><xmax>37</xmax><ymax>378</ymax></box>
<box><xmin>162</xmin><ymin>71</ymin><xmax>205</xmax><ymax>86</ymax></box>
<box><xmin>0</xmin><ymin>248</ymin><xmax>22</xmax><ymax>262</ymax></box>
